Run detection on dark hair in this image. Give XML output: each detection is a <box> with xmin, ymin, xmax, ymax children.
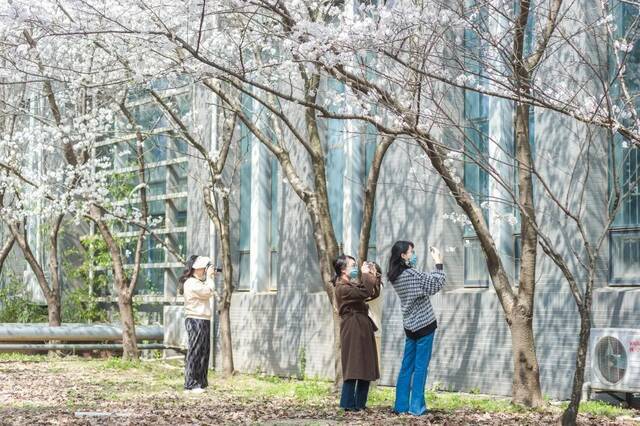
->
<box><xmin>387</xmin><ymin>241</ymin><xmax>414</xmax><ymax>282</ymax></box>
<box><xmin>178</xmin><ymin>255</ymin><xmax>199</xmax><ymax>295</ymax></box>
<box><xmin>332</xmin><ymin>254</ymin><xmax>356</xmax><ymax>286</ymax></box>
<box><xmin>366</xmin><ymin>261</ymin><xmax>384</xmax><ymax>286</ymax></box>
<box><xmin>371</xmin><ymin>261</ymin><xmax>382</xmax><ymax>277</ymax></box>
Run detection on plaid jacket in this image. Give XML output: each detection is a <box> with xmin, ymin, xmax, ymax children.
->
<box><xmin>391</xmin><ymin>267</ymin><xmax>446</xmax><ymax>332</ymax></box>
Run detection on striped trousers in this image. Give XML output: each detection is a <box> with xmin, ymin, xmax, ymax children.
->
<box><xmin>184</xmin><ymin>318</ymin><xmax>211</xmax><ymax>390</ymax></box>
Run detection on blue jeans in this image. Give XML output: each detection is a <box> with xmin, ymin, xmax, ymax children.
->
<box><xmin>394</xmin><ymin>332</ymin><xmax>435</xmax><ymax>415</ymax></box>
<box><xmin>340</xmin><ymin>379</ymin><xmax>370</xmax><ymax>410</ymax></box>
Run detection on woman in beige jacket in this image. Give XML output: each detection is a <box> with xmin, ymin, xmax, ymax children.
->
<box><xmin>179</xmin><ymin>255</ymin><xmax>217</xmax><ymax>393</ymax></box>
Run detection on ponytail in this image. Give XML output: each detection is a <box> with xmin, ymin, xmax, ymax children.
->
<box><xmin>178</xmin><ymin>255</ymin><xmax>199</xmax><ymax>295</ymax></box>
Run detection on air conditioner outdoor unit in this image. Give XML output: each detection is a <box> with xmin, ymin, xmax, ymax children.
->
<box><xmin>589</xmin><ymin>328</ymin><xmax>640</xmax><ymax>407</ymax></box>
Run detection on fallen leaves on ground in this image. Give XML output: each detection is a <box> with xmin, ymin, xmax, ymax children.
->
<box><xmin>1</xmin><ymin>358</ymin><xmax>637</xmax><ymax>425</ymax></box>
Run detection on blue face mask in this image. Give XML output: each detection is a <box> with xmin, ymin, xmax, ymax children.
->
<box><xmin>408</xmin><ymin>253</ymin><xmax>417</xmax><ymax>268</ymax></box>
<box><xmin>348</xmin><ymin>267</ymin><xmax>359</xmax><ymax>279</ymax></box>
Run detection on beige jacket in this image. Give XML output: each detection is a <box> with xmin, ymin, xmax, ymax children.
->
<box><xmin>184</xmin><ymin>277</ymin><xmax>214</xmax><ymax>320</ymax></box>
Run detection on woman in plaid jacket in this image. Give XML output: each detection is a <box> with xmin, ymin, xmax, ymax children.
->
<box><xmin>387</xmin><ymin>241</ymin><xmax>446</xmax><ymax>415</ymax></box>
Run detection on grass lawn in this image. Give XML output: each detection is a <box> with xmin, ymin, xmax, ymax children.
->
<box><xmin>0</xmin><ymin>353</ymin><xmax>638</xmax><ymax>425</ymax></box>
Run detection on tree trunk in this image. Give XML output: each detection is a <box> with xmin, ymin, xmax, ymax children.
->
<box><xmin>47</xmin><ymin>214</ymin><xmax>64</xmax><ymax>328</ymax></box>
<box><xmin>117</xmin><ymin>292</ymin><xmax>138</xmax><ymax>360</ymax></box>
<box><xmin>217</xmin><ymin>193</ymin><xmax>235</xmax><ymax>377</ymax></box>
<box><xmin>562</xmin><ymin>269</ymin><xmax>595</xmax><ymax>426</ymax></box>
<box><xmin>0</xmin><ymin>235</ymin><xmax>15</xmax><ymax>273</ymax></box>
<box><xmin>561</xmin><ymin>312</ymin><xmax>590</xmax><ymax>425</ymax></box>
<box><xmin>509</xmin><ymin>309</ymin><xmax>544</xmax><ymax>407</ymax></box>
<box><xmin>357</xmin><ymin>136</ymin><xmax>394</xmax><ymax>265</ymax></box>
<box><xmin>46</xmin><ymin>294</ymin><xmax>62</xmax><ymax>326</ymax></box>
<box><xmin>204</xmin><ymin>190</ymin><xmax>235</xmax><ymax>375</ymax></box>
<box><xmin>316</xmin><ymin>251</ymin><xmax>342</xmax><ymax>387</ymax></box>
<box><xmin>218</xmin><ymin>301</ymin><xmax>234</xmax><ymax>376</ymax></box>
<box><xmin>331</xmin><ymin>305</ymin><xmax>342</xmax><ymax>389</ymax></box>
<box><xmin>90</xmin><ymin>205</ymin><xmax>139</xmax><ymax>360</ymax></box>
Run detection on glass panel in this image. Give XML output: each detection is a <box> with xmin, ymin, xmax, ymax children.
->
<box><xmin>326</xmin><ymin>79</ymin><xmax>345</xmax><ymax>244</ymax></box>
<box><xmin>270</xmin><ymin>156</ymin><xmax>280</xmax><ymax>290</ymax></box>
<box><xmin>145</xmin><ymin>134</ymin><xmax>168</xmax><ymax>163</ymax></box>
<box><xmin>96</xmin><ymin>144</ymin><xmax>115</xmax><ymax>170</ymax></box>
<box><xmin>610</xmin><ymin>230</ymin><xmax>640</xmax><ymax>284</ymax></box>
<box><xmin>463</xmin><ymin>5</ymin><xmax>491</xmax><ymax>285</ymax></box>
<box><xmin>270</xmin><ymin>157</ymin><xmax>280</xmax><ymax>251</ymax></box>
<box><xmin>237</xmin><ymin>93</ymin><xmax>253</xmax><ymax>291</ymax></box>
<box><xmin>513</xmin><ymin>0</ymin><xmax>536</xmax><ymax>56</ymax></box>
<box><xmin>238</xmin><ymin>251</ymin><xmax>250</xmax><ymax>291</ymax></box>
<box><xmin>464</xmin><ymin>237</ymin><xmax>490</xmax><ymax>286</ymax></box>
<box><xmin>614</xmin><ymin>144</ymin><xmax>640</xmax><ymax>227</ymax></box>
<box><xmin>174</xmin><ymin>197</ymin><xmax>187</xmax><ymax>227</ymax></box>
<box><xmin>91</xmin><ymin>89</ymin><xmax>192</xmax><ymax>299</ymax></box>
<box><xmin>148</xmin><ymin>200</ymin><xmax>166</xmax><ymax>228</ymax></box>
<box><xmin>610</xmin><ymin>1</ymin><xmax>640</xmax><ymax>234</ymax></box>
<box><xmin>610</xmin><ymin>0</ymin><xmax>639</xmax><ymax>288</ymax></box>
<box><xmin>615</xmin><ymin>2</ymin><xmax>640</xmax><ymax>97</ymax></box>
<box><xmin>463</xmin><ymin>1</ymin><xmax>488</xmax><ymax>91</ymax></box>
<box><xmin>463</xmin><ymin>0</ymin><xmax>489</xmax><ymax>218</ymax></box>
<box><xmin>175</xmin><ymin>94</ymin><xmax>191</xmax><ymax>118</ymax></box>
<box><xmin>133</xmin><ymin>102</ymin><xmax>164</xmax><ymax>131</ymax></box>
<box><xmin>134</xmin><ymin>268</ymin><xmax>164</xmax><ymax>295</ymax></box>
<box><xmin>463</xmin><ymin>120</ymin><xmax>489</xmax><ymax>237</ymax></box>
<box><xmin>167</xmin><ymin>162</ymin><xmax>188</xmax><ymax>193</ymax></box>
<box><xmin>173</xmin><ymin>138</ymin><xmax>189</xmax><ymax>158</ymax></box>
<box><xmin>147</xmin><ymin>166</ymin><xmax>167</xmax><ymax>196</ymax></box>
<box><xmin>116</xmin><ymin>140</ymin><xmax>138</xmax><ymax>168</ymax></box>
<box><xmin>146</xmin><ymin>235</ymin><xmax>165</xmax><ymax>264</ymax></box>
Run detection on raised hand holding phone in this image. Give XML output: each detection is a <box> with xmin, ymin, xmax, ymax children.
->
<box><xmin>429</xmin><ymin>246</ymin><xmax>443</xmax><ymax>264</ymax></box>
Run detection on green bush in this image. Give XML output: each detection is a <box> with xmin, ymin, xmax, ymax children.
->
<box><xmin>0</xmin><ymin>277</ymin><xmax>48</xmax><ymax>323</ymax></box>
<box><xmin>62</xmin><ymin>282</ymin><xmax>108</xmax><ymax>323</ymax></box>
<box><xmin>62</xmin><ymin>234</ymin><xmax>112</xmax><ymax>323</ymax></box>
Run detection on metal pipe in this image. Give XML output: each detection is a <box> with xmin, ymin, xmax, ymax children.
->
<box><xmin>0</xmin><ymin>323</ymin><xmax>163</xmax><ymax>342</ymax></box>
<box><xmin>0</xmin><ymin>343</ymin><xmax>168</xmax><ymax>351</ymax></box>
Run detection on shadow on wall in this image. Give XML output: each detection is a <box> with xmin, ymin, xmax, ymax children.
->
<box><xmin>221</xmin><ymin>179</ymin><xmax>334</xmax><ymax>379</ymax></box>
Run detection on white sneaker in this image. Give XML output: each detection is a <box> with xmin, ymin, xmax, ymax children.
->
<box><xmin>184</xmin><ymin>387</ymin><xmax>205</xmax><ymax>394</ymax></box>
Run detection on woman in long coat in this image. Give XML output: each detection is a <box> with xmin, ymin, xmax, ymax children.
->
<box><xmin>333</xmin><ymin>255</ymin><xmax>382</xmax><ymax>411</ymax></box>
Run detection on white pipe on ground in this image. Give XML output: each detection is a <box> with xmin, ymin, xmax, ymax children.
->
<box><xmin>0</xmin><ymin>323</ymin><xmax>163</xmax><ymax>342</ymax></box>
<box><xmin>0</xmin><ymin>343</ymin><xmax>168</xmax><ymax>351</ymax></box>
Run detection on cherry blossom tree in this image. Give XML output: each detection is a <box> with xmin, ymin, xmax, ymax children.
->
<box><xmin>0</xmin><ymin>2</ymin><xmax>184</xmax><ymax>358</ymax></box>
<box><xmin>41</xmin><ymin>0</ymin><xmax>400</xmax><ymax>383</ymax></box>
<box><xmin>5</xmin><ymin>0</ymin><xmax>639</xmax><ymax>414</ymax></box>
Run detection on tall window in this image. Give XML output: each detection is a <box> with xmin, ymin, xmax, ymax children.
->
<box><xmin>514</xmin><ymin>0</ymin><xmax>536</xmax><ymax>57</ymax></box>
<box><xmin>237</xmin><ymin>94</ymin><xmax>253</xmax><ymax>291</ymax></box>
<box><xmin>326</xmin><ymin>79</ymin><xmax>346</xmax><ymax>248</ymax></box>
<box><xmin>269</xmin><ymin>156</ymin><xmax>280</xmax><ymax>290</ymax></box>
<box><xmin>609</xmin><ymin>1</ymin><xmax>640</xmax><ymax>285</ymax></box>
<box><xmin>94</xmin><ymin>88</ymin><xmax>190</xmax><ymax>297</ymax></box>
<box><xmin>463</xmin><ymin>2</ymin><xmax>491</xmax><ymax>286</ymax></box>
